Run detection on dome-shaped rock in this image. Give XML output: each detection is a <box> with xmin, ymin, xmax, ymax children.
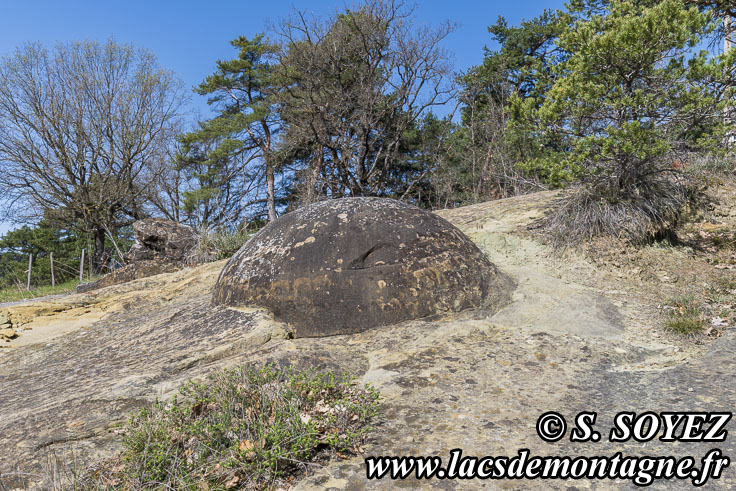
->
<box><xmin>213</xmin><ymin>198</ymin><xmax>511</xmax><ymax>337</ymax></box>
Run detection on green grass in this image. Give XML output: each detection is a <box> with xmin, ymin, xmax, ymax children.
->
<box><xmin>0</xmin><ymin>278</ymin><xmax>89</xmax><ymax>303</ymax></box>
<box><xmin>664</xmin><ymin>295</ymin><xmax>705</xmax><ymax>335</ymax></box>
<box><xmin>666</xmin><ymin>316</ymin><xmax>703</xmax><ymax>334</ymax></box>
<box><xmin>79</xmin><ymin>364</ymin><xmax>380</xmax><ymax>489</ymax></box>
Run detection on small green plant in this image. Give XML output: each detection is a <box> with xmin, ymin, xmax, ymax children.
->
<box><xmin>81</xmin><ymin>364</ymin><xmax>379</xmax><ymax>489</ymax></box>
<box><xmin>664</xmin><ymin>295</ymin><xmax>705</xmax><ymax>335</ymax></box>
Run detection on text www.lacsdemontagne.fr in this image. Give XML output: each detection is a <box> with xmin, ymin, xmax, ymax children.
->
<box><xmin>364</xmin><ymin>448</ymin><xmax>729</xmax><ymax>487</ymax></box>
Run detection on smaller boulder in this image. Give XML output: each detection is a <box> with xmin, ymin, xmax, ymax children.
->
<box><xmin>78</xmin><ymin>219</ymin><xmax>197</xmax><ymax>293</ymax></box>
<box><xmin>125</xmin><ymin>218</ymin><xmax>198</xmax><ymax>263</ymax></box>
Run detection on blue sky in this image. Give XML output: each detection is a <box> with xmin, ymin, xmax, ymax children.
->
<box><xmin>0</xmin><ymin>0</ymin><xmax>566</xmax><ymax>234</ymax></box>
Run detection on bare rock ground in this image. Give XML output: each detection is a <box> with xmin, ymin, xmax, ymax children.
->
<box><xmin>0</xmin><ymin>190</ymin><xmax>734</xmax><ymax>489</ymax></box>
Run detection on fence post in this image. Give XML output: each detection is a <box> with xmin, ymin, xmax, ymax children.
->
<box><xmin>50</xmin><ymin>252</ymin><xmax>55</xmax><ymax>287</ymax></box>
<box><xmin>80</xmin><ymin>248</ymin><xmax>85</xmax><ymax>282</ymax></box>
<box><xmin>27</xmin><ymin>253</ymin><xmax>32</xmax><ymax>291</ymax></box>
<box><xmin>88</xmin><ymin>249</ymin><xmax>92</xmax><ymax>279</ymax></box>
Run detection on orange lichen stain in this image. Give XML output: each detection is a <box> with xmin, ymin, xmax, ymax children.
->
<box><xmin>312</xmin><ymin>274</ymin><xmax>332</xmax><ymax>291</ymax></box>
<box><xmin>284</xmin><ymin>277</ymin><xmax>312</xmax><ymax>295</ymax></box>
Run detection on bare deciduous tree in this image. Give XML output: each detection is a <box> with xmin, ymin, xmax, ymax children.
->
<box><xmin>275</xmin><ymin>0</ymin><xmax>456</xmax><ymax>202</ymax></box>
<box><xmin>448</xmin><ymin>67</ymin><xmax>547</xmax><ymax>205</ymax></box>
<box><xmin>0</xmin><ymin>40</ymin><xmax>187</xmax><ymax>272</ymax></box>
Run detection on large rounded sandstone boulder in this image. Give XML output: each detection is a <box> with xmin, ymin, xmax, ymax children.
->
<box><xmin>213</xmin><ymin>198</ymin><xmax>511</xmax><ymax>337</ymax></box>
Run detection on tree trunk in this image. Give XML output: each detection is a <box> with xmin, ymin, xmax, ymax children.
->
<box><xmin>307</xmin><ymin>148</ymin><xmax>323</xmax><ymax>204</ymax></box>
<box><xmin>266</xmin><ymin>156</ymin><xmax>277</xmax><ymax>222</ymax></box>
<box><xmin>726</xmin><ymin>16</ymin><xmax>732</xmax><ymax>54</ymax></box>
<box><xmin>92</xmin><ymin>227</ymin><xmax>107</xmax><ymax>274</ymax></box>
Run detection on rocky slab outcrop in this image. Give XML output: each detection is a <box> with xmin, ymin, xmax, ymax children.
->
<box><xmin>1</xmin><ymin>191</ymin><xmax>735</xmax><ymax>489</ymax></box>
<box><xmin>76</xmin><ymin>260</ymin><xmax>181</xmax><ymax>293</ymax></box>
<box><xmin>213</xmin><ymin>198</ymin><xmax>512</xmax><ymax>337</ymax></box>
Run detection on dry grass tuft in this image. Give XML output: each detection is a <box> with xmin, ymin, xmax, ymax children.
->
<box><xmin>533</xmin><ymin>179</ymin><xmax>690</xmax><ymax>247</ymax></box>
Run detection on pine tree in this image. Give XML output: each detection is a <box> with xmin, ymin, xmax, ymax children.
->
<box><xmin>510</xmin><ymin>0</ymin><xmax>736</xmax><ymax>242</ymax></box>
<box><xmin>179</xmin><ymin>35</ymin><xmax>280</xmax><ymax>226</ymax></box>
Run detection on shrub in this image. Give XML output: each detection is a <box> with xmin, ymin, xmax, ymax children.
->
<box><xmin>209</xmin><ymin>230</ymin><xmax>253</xmax><ymax>260</ymax></box>
<box><xmin>686</xmin><ymin>153</ymin><xmax>736</xmax><ymax>178</ymax></box>
<box><xmin>82</xmin><ymin>365</ymin><xmax>379</xmax><ymax>489</ymax></box>
<box><xmin>188</xmin><ymin>228</ymin><xmax>254</xmax><ymax>264</ymax></box>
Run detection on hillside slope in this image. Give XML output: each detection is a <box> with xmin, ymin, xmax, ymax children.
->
<box><xmin>0</xmin><ymin>189</ymin><xmax>734</xmax><ymax>489</ymax></box>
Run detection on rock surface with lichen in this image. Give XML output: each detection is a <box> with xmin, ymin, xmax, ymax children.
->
<box><xmin>213</xmin><ymin>198</ymin><xmax>513</xmax><ymax>337</ymax></box>
<box><xmin>125</xmin><ymin>218</ymin><xmax>198</xmax><ymax>263</ymax></box>
<box><xmin>2</xmin><ymin>189</ymin><xmax>736</xmax><ymax>489</ymax></box>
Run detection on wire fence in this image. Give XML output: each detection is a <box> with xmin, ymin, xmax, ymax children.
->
<box><xmin>2</xmin><ymin>248</ymin><xmax>126</xmax><ymax>293</ymax></box>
